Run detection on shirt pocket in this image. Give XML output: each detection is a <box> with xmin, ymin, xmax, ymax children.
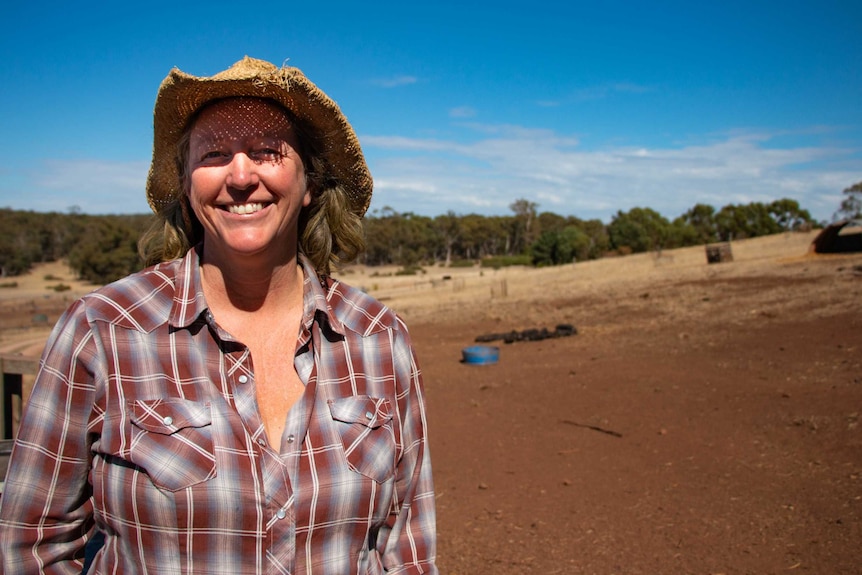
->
<box><xmin>328</xmin><ymin>396</ymin><xmax>397</xmax><ymax>483</ymax></box>
<box><xmin>127</xmin><ymin>398</ymin><xmax>216</xmax><ymax>492</ymax></box>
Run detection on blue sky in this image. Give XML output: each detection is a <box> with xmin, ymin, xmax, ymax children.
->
<box><xmin>1</xmin><ymin>0</ymin><xmax>860</xmax><ymax>223</ymax></box>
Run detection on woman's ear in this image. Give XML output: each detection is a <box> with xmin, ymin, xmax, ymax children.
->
<box><xmin>301</xmin><ymin>164</ymin><xmax>318</xmax><ymax>208</ymax></box>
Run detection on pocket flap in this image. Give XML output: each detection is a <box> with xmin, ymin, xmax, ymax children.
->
<box><xmin>328</xmin><ymin>396</ymin><xmax>393</xmax><ymax>429</ymax></box>
<box><xmin>129</xmin><ymin>398</ymin><xmax>212</xmax><ymax>435</ymax></box>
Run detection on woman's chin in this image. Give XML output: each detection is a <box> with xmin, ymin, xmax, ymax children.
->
<box><xmin>208</xmin><ymin>235</ymin><xmax>290</xmax><ymax>261</ymax></box>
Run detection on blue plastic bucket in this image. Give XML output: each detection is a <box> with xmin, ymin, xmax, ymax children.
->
<box><xmin>461</xmin><ymin>345</ymin><xmax>500</xmax><ymax>365</ymax></box>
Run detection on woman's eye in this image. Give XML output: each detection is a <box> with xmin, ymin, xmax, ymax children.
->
<box><xmin>250</xmin><ymin>148</ymin><xmax>282</xmax><ymax>161</ymax></box>
<box><xmin>199</xmin><ymin>150</ymin><xmax>228</xmax><ymax>162</ymax></box>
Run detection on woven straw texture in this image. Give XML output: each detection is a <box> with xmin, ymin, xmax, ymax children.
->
<box><xmin>146</xmin><ymin>56</ymin><xmax>372</xmax><ymax>217</ymax></box>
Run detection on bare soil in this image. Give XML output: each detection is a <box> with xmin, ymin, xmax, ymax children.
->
<box><xmin>2</xmin><ymin>232</ymin><xmax>861</xmax><ymax>574</ymax></box>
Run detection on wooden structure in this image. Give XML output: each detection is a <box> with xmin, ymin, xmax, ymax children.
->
<box><xmin>1</xmin><ymin>438</ymin><xmax>13</xmax><ymax>493</ymax></box>
<box><xmin>811</xmin><ymin>219</ymin><xmax>862</xmax><ymax>253</ymax></box>
<box><xmin>1</xmin><ymin>353</ymin><xmax>38</xmax><ymax>440</ymax></box>
<box><xmin>705</xmin><ymin>242</ymin><xmax>734</xmax><ymax>264</ymax></box>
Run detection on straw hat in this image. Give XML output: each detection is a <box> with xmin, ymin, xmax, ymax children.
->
<box><xmin>146</xmin><ymin>56</ymin><xmax>372</xmax><ymax>217</ymax></box>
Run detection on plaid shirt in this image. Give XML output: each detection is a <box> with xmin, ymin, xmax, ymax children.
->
<box><xmin>0</xmin><ymin>249</ymin><xmax>437</xmax><ymax>575</ymax></box>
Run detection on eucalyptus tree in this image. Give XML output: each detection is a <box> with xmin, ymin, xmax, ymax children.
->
<box><xmin>768</xmin><ymin>198</ymin><xmax>815</xmax><ymax>231</ymax></box>
<box><xmin>608</xmin><ymin>207</ymin><xmax>672</xmax><ymax>254</ymax></box>
<box><xmin>509</xmin><ymin>198</ymin><xmax>539</xmax><ymax>255</ymax></box>
<box><xmin>715</xmin><ymin>202</ymin><xmax>781</xmax><ymax>241</ymax></box>
<box><xmin>834</xmin><ymin>181</ymin><xmax>862</xmax><ymax>221</ymax></box>
<box><xmin>433</xmin><ymin>211</ymin><xmax>461</xmax><ymax>266</ymax></box>
<box><xmin>675</xmin><ymin>203</ymin><xmax>719</xmax><ymax>245</ymax></box>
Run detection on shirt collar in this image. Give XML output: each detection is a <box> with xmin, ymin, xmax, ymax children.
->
<box><xmin>167</xmin><ymin>246</ymin><xmax>210</xmax><ymax>330</ymax></box>
<box><xmin>167</xmin><ymin>249</ymin><xmax>347</xmax><ymax>335</ymax></box>
<box><xmin>299</xmin><ymin>254</ymin><xmax>392</xmax><ymax>338</ymax></box>
<box><xmin>298</xmin><ymin>253</ymin><xmax>346</xmax><ymax>336</ymax></box>
<box><xmin>167</xmin><ymin>249</ymin><xmax>388</xmax><ymax>338</ymax></box>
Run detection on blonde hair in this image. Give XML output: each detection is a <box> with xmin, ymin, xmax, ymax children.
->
<box><xmin>138</xmin><ymin>100</ymin><xmax>366</xmax><ymax>276</ymax></box>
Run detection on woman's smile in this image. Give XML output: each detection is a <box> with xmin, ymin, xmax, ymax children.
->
<box><xmin>223</xmin><ymin>201</ymin><xmax>269</xmax><ymax>215</ymax></box>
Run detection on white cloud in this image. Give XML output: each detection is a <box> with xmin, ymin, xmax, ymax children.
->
<box><xmin>372</xmin><ymin>75</ymin><xmax>419</xmax><ymax>88</ymax></box>
<box><xmin>569</xmin><ymin>82</ymin><xmax>654</xmax><ymax>102</ymax></box>
<box><xmin>0</xmin><ymin>159</ymin><xmax>151</xmax><ymax>214</ymax></box>
<box><xmin>2</xmin><ymin>129</ymin><xmax>857</xmax><ymax>224</ymax></box>
<box><xmin>362</xmin><ymin>127</ymin><xmax>861</xmax><ymax>222</ymax></box>
<box><xmin>448</xmin><ymin>106</ymin><xmax>476</xmax><ymax>119</ymax></box>
<box><xmin>361</xmin><ymin>135</ymin><xmax>452</xmax><ymax>152</ymax></box>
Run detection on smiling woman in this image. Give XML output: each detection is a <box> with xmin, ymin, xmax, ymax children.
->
<box><xmin>140</xmin><ymin>58</ymin><xmax>370</xmax><ymax>275</ymax></box>
<box><xmin>0</xmin><ymin>57</ymin><xmax>438</xmax><ymax>575</ymax></box>
<box><xmin>186</xmin><ymin>97</ymin><xmax>311</xmax><ymax>264</ymax></box>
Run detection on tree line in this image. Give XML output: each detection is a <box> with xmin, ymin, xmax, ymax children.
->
<box><xmin>0</xmin><ymin>210</ymin><xmax>151</xmax><ymax>283</ymax></box>
<box><xmin>2</xmin><ymin>182</ymin><xmax>860</xmax><ymax>286</ymax></box>
<box><xmin>363</xmin><ymin>197</ymin><xmax>818</xmax><ymax>267</ymax></box>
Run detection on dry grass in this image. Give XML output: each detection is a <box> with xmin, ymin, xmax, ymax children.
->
<box><xmin>0</xmin><ymin>230</ymin><xmax>848</xmax><ymax>355</ymax></box>
<box><xmin>349</xmin><ymin>231</ymin><xmax>828</xmax><ymax>325</ymax></box>
<box><xmin>0</xmin><ymin>260</ymin><xmax>94</xmax><ymax>302</ymax></box>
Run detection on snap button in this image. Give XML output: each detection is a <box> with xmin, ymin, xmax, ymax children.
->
<box><xmin>276</xmin><ymin>508</ymin><xmax>286</xmax><ymax>520</ymax></box>
<box><xmin>365</xmin><ymin>411</ymin><xmax>373</xmax><ymax>419</ymax></box>
<box><xmin>163</xmin><ymin>416</ymin><xmax>174</xmax><ymax>426</ymax></box>
<box><xmin>257</xmin><ymin>438</ymin><xmax>266</xmax><ymax>446</ymax></box>
<box><xmin>286</xmin><ymin>434</ymin><xmax>295</xmax><ymax>443</ymax></box>
<box><xmin>238</xmin><ymin>374</ymin><xmax>249</xmax><ymax>384</ymax></box>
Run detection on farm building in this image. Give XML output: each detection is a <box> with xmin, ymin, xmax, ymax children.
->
<box><xmin>810</xmin><ymin>219</ymin><xmax>862</xmax><ymax>253</ymax></box>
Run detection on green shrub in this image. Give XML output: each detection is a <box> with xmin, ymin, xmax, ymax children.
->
<box><xmin>480</xmin><ymin>255</ymin><xmax>532</xmax><ymax>269</ymax></box>
<box><xmin>395</xmin><ymin>264</ymin><xmax>424</xmax><ymax>276</ymax></box>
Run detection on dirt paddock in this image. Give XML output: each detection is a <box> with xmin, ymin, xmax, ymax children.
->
<box><xmin>2</xmin><ymin>231</ymin><xmax>861</xmax><ymax>574</ymax></box>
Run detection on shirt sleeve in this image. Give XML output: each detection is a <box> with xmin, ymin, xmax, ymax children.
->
<box><xmin>378</xmin><ymin>321</ymin><xmax>439</xmax><ymax>574</ymax></box>
<box><xmin>0</xmin><ymin>298</ymin><xmax>100</xmax><ymax>574</ymax></box>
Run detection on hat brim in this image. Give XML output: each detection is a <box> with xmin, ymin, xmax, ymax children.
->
<box><xmin>146</xmin><ymin>56</ymin><xmax>372</xmax><ymax>217</ymax></box>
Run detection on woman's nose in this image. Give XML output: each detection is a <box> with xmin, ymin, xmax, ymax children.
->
<box><xmin>225</xmin><ymin>152</ymin><xmax>260</xmax><ymax>190</ymax></box>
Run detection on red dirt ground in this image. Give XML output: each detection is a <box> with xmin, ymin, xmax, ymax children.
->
<box><xmin>414</xmin><ymin>257</ymin><xmax>862</xmax><ymax>574</ymax></box>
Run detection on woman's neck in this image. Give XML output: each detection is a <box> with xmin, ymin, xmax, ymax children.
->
<box><xmin>199</xmin><ymin>248</ymin><xmax>304</xmax><ymax>315</ymax></box>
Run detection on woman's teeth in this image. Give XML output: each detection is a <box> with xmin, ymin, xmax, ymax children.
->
<box><xmin>227</xmin><ymin>203</ymin><xmax>264</xmax><ymax>215</ymax></box>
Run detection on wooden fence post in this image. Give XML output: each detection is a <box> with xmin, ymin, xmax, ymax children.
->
<box><xmin>0</xmin><ymin>354</ymin><xmax>39</xmax><ymax>440</ymax></box>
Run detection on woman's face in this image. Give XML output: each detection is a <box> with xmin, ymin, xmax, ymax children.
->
<box><xmin>186</xmin><ymin>97</ymin><xmax>310</xmax><ymax>263</ymax></box>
